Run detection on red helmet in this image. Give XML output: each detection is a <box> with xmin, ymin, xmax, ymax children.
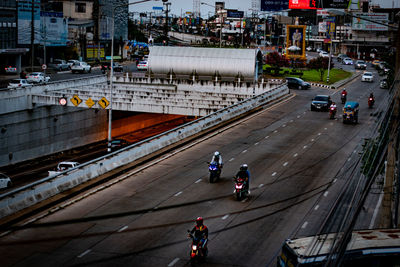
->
<box><xmin>196</xmin><ymin>217</ymin><xmax>203</xmax><ymax>226</ymax></box>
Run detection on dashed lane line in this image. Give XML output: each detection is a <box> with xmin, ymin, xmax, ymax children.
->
<box><xmin>272</xmin><ymin>172</ymin><xmax>277</xmax><ymax>176</ymax></box>
<box><xmin>222</xmin><ymin>215</ymin><xmax>229</xmax><ymax>220</ymax></box>
<box><xmin>174</xmin><ymin>191</ymin><xmax>182</xmax><ymax>197</ymax></box>
<box><xmin>78</xmin><ymin>249</ymin><xmax>91</xmax><ymax>258</ymax></box>
<box><xmin>301</xmin><ymin>222</ymin><xmax>308</xmax><ymax>229</ymax></box>
<box><xmin>118</xmin><ymin>226</ymin><xmax>128</xmax><ymax>232</ymax></box>
<box><xmin>283</xmin><ymin>162</ymin><xmax>289</xmax><ymax>167</ymax></box>
<box><xmin>314</xmin><ymin>205</ymin><xmax>320</xmax><ymax>210</ymax></box>
<box><xmin>195</xmin><ymin>179</ymin><xmax>202</xmax><ymax>184</ymax></box>
<box><xmin>168</xmin><ymin>258</ymin><xmax>180</xmax><ymax>267</ymax></box>
<box><xmin>324</xmin><ymin>191</ymin><xmax>329</xmax><ymax>197</ymax></box>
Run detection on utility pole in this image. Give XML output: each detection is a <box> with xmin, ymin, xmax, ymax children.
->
<box><xmin>163</xmin><ymin>0</ymin><xmax>170</xmax><ymax>45</ymax></box>
<box><xmin>31</xmin><ymin>0</ymin><xmax>35</xmax><ymax>71</ymax></box>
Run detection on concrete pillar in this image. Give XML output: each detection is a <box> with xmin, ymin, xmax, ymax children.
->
<box><xmin>16</xmin><ymin>54</ymin><xmax>22</xmax><ymax>73</ymax></box>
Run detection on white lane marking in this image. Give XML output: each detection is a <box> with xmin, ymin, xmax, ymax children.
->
<box><xmin>324</xmin><ymin>191</ymin><xmax>329</xmax><ymax>197</ymax></box>
<box><xmin>301</xmin><ymin>222</ymin><xmax>308</xmax><ymax>229</ymax></box>
<box><xmin>290</xmin><ymin>120</ymin><xmax>293</xmax><ymax>123</ymax></box>
<box><xmin>118</xmin><ymin>226</ymin><xmax>128</xmax><ymax>233</ymax></box>
<box><xmin>241</xmin><ymin>198</ymin><xmax>248</xmax><ymax>203</ymax></box>
<box><xmin>229</xmin><ymin>158</ymin><xmax>235</xmax><ymax>162</ymax></box>
<box><xmin>272</xmin><ymin>172</ymin><xmax>277</xmax><ymax>176</ymax></box>
<box><xmin>333</xmin><ymin>179</ymin><xmax>337</xmax><ymax>183</ymax></box>
<box><xmin>348</xmin><ymin>158</ymin><xmax>351</xmax><ymax>161</ymax></box>
<box><xmin>303</xmin><ymin>145</ymin><xmax>307</xmax><ymax>149</ymax></box>
<box><xmin>174</xmin><ymin>191</ymin><xmax>182</xmax><ymax>197</ymax></box>
<box><xmin>242</xmin><ymin>150</ymin><xmax>247</xmax><ymax>153</ymax></box>
<box><xmin>311</xmin><ymin>139</ymin><xmax>315</xmax><ymax>142</ymax></box>
<box><xmin>293</xmin><ymin>153</ymin><xmax>298</xmax><ymax>157</ymax></box>
<box><xmin>282</xmin><ymin>124</ymin><xmax>286</xmax><ymax>128</ymax></box>
<box><xmin>168</xmin><ymin>258</ymin><xmax>180</xmax><ymax>267</ymax></box>
<box><xmin>297</xmin><ymin>115</ymin><xmax>301</xmax><ymax>118</ymax></box>
<box><xmin>318</xmin><ymin>133</ymin><xmax>321</xmax><ymax>136</ymax></box>
<box><xmin>265</xmin><ymin>136</ymin><xmax>270</xmax><ymax>139</ymax></box>
<box><xmin>258</xmin><ymin>184</ymin><xmax>264</xmax><ymax>188</ymax></box>
<box><xmin>222</xmin><ymin>215</ymin><xmax>229</xmax><ymax>220</ymax></box>
<box><xmin>78</xmin><ymin>249</ymin><xmax>91</xmax><ymax>258</ymax></box>
<box><xmin>283</xmin><ymin>162</ymin><xmax>288</xmax><ymax>167</ymax></box>
<box><xmin>255</xmin><ymin>142</ymin><xmax>259</xmax><ymax>145</ymax></box>
<box><xmin>369</xmin><ymin>190</ymin><xmax>384</xmax><ymax>229</ymax></box>
<box><xmin>274</xmin><ymin>130</ymin><xmax>278</xmax><ymax>133</ymax></box>
<box><xmin>314</xmin><ymin>205</ymin><xmax>320</xmax><ymax>210</ymax></box>
<box><xmin>195</xmin><ymin>179</ymin><xmax>202</xmax><ymax>184</ymax></box>
<box><xmin>324</xmin><ymin>128</ymin><xmax>327</xmax><ymax>130</ymax></box>
<box><xmin>303</xmin><ymin>111</ymin><xmax>306</xmax><ymax>114</ymax></box>
<box><xmin>353</xmin><ymin>150</ymin><xmax>357</xmax><ymax>153</ymax></box>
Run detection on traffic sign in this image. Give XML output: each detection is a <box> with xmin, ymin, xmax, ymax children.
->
<box><xmin>85</xmin><ymin>98</ymin><xmax>95</xmax><ymax>108</ymax></box>
<box><xmin>42</xmin><ymin>64</ymin><xmax>47</xmax><ymax>70</ymax></box>
<box><xmin>70</xmin><ymin>95</ymin><xmax>82</xmax><ymax>106</ymax></box>
<box><xmin>59</xmin><ymin>97</ymin><xmax>67</xmax><ymax>106</ymax></box>
<box><xmin>98</xmin><ymin>97</ymin><xmax>109</xmax><ymax>109</ymax></box>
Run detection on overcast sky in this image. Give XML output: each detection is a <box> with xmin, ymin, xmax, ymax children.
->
<box><xmin>130</xmin><ymin>0</ymin><xmax>398</xmax><ymax>16</ymax></box>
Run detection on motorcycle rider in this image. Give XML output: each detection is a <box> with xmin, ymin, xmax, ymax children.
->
<box><xmin>330</xmin><ymin>102</ymin><xmax>337</xmax><ymax>112</ymax></box>
<box><xmin>189</xmin><ymin>217</ymin><xmax>208</xmax><ymax>256</ymax></box>
<box><xmin>341</xmin><ymin>88</ymin><xmax>348</xmax><ymax>103</ymax></box>
<box><xmin>235</xmin><ymin>164</ymin><xmax>250</xmax><ymax>194</ymax></box>
<box><xmin>341</xmin><ymin>88</ymin><xmax>348</xmax><ymax>97</ymax></box>
<box><xmin>210</xmin><ymin>151</ymin><xmax>223</xmax><ymax>169</ymax></box>
<box><xmin>368</xmin><ymin>92</ymin><xmax>375</xmax><ymax>107</ymax></box>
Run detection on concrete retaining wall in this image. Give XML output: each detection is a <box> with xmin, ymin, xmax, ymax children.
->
<box><xmin>0</xmin><ymin>83</ymin><xmax>289</xmax><ymax>219</ymax></box>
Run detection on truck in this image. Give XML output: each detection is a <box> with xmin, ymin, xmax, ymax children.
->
<box><xmin>48</xmin><ymin>161</ymin><xmax>79</xmax><ymax>176</ymax></box>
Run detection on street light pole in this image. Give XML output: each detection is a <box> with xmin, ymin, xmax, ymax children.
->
<box><xmin>108</xmin><ymin>0</ymin><xmax>158</xmax><ymax>152</ymax></box>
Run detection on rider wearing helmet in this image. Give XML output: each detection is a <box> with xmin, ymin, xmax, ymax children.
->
<box><xmin>189</xmin><ymin>217</ymin><xmax>208</xmax><ymax>256</ymax></box>
<box><xmin>236</xmin><ymin>164</ymin><xmax>250</xmax><ymax>194</ymax></box>
<box><xmin>341</xmin><ymin>88</ymin><xmax>347</xmax><ymax>96</ymax></box>
<box><xmin>210</xmin><ymin>151</ymin><xmax>223</xmax><ymax>168</ymax></box>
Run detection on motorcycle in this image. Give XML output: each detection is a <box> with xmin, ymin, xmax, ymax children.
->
<box><xmin>368</xmin><ymin>97</ymin><xmax>375</xmax><ymax>108</ymax></box>
<box><xmin>208</xmin><ymin>161</ymin><xmax>221</xmax><ymax>183</ymax></box>
<box><xmin>341</xmin><ymin>93</ymin><xmax>347</xmax><ymax>104</ymax></box>
<box><xmin>234</xmin><ymin>177</ymin><xmax>248</xmax><ymax>201</ymax></box>
<box><xmin>187</xmin><ymin>231</ymin><xmax>208</xmax><ymax>266</ymax></box>
<box><xmin>329</xmin><ymin>106</ymin><xmax>337</xmax><ymax>119</ymax></box>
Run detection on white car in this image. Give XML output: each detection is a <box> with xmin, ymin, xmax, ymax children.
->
<box><xmin>320</xmin><ymin>52</ymin><xmax>330</xmax><ymax>58</ymax></box>
<box><xmin>71</xmin><ymin>61</ymin><xmax>91</xmax><ymax>73</ymax></box>
<box><xmin>8</xmin><ymin>79</ymin><xmax>30</xmax><ymax>88</ymax></box>
<box><xmin>361</xmin><ymin>72</ymin><xmax>374</xmax><ymax>82</ymax></box>
<box><xmin>4</xmin><ymin>66</ymin><xmax>17</xmax><ymax>74</ymax></box>
<box><xmin>67</xmin><ymin>59</ymin><xmax>80</xmax><ymax>68</ymax></box>
<box><xmin>26</xmin><ymin>72</ymin><xmax>50</xmax><ymax>83</ymax></box>
<box><xmin>342</xmin><ymin>58</ymin><xmax>353</xmax><ymax>65</ymax></box>
<box><xmin>0</xmin><ymin>173</ymin><xmax>12</xmax><ymax>189</ymax></box>
<box><xmin>137</xmin><ymin>61</ymin><xmax>148</xmax><ymax>71</ymax></box>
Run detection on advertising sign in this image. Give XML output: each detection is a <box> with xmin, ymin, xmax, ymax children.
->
<box><xmin>321</xmin><ymin>0</ymin><xmax>351</xmax><ymax>9</ymax></box>
<box><xmin>40</xmin><ymin>12</ymin><xmax>68</xmax><ymax>46</ymax></box>
<box><xmin>286</xmin><ymin>25</ymin><xmax>306</xmax><ymax>59</ymax></box>
<box><xmin>18</xmin><ymin>0</ymin><xmax>41</xmax><ymax>45</ymax></box>
<box><xmin>261</xmin><ymin>0</ymin><xmax>289</xmax><ymax>11</ymax></box>
<box><xmin>352</xmin><ymin>13</ymin><xmax>388</xmax><ymax>31</ymax></box>
<box><xmin>289</xmin><ymin>0</ymin><xmax>318</xmax><ymax>9</ymax></box>
<box><xmin>86</xmin><ymin>45</ymin><xmax>105</xmax><ymax>59</ymax></box>
<box><xmin>227</xmin><ymin>10</ymin><xmax>244</xmax><ymax>18</ymax></box>
<box><xmin>318</xmin><ymin>21</ymin><xmax>327</xmax><ymax>33</ymax></box>
<box><xmin>325</xmin><ymin>17</ymin><xmax>335</xmax><ymax>42</ymax></box>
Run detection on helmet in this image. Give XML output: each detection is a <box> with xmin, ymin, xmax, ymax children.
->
<box><xmin>240</xmin><ymin>164</ymin><xmax>248</xmax><ymax>171</ymax></box>
<box><xmin>214</xmin><ymin>151</ymin><xmax>220</xmax><ymax>156</ymax></box>
<box><xmin>196</xmin><ymin>217</ymin><xmax>203</xmax><ymax>226</ymax></box>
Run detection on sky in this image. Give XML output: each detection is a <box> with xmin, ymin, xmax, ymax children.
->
<box><xmin>130</xmin><ymin>0</ymin><xmax>397</xmax><ymax>16</ymax></box>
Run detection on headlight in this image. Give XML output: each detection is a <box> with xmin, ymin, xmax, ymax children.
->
<box><xmin>192</xmin><ymin>245</ymin><xmax>197</xmax><ymax>250</ymax></box>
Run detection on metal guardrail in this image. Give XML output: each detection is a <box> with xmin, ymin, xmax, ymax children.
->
<box><xmin>0</xmin><ymin>83</ymin><xmax>289</xmax><ymax>219</ymax></box>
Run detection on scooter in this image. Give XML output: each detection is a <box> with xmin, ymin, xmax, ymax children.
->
<box><xmin>329</xmin><ymin>106</ymin><xmax>337</xmax><ymax>119</ymax></box>
<box><xmin>187</xmin><ymin>231</ymin><xmax>208</xmax><ymax>266</ymax></box>
<box><xmin>234</xmin><ymin>177</ymin><xmax>249</xmax><ymax>201</ymax></box>
<box><xmin>341</xmin><ymin>93</ymin><xmax>347</xmax><ymax>104</ymax></box>
<box><xmin>368</xmin><ymin>97</ymin><xmax>375</xmax><ymax>108</ymax></box>
<box><xmin>208</xmin><ymin>162</ymin><xmax>221</xmax><ymax>183</ymax></box>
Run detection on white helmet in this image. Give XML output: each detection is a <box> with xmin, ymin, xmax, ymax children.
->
<box><xmin>214</xmin><ymin>151</ymin><xmax>220</xmax><ymax>156</ymax></box>
<box><xmin>240</xmin><ymin>164</ymin><xmax>248</xmax><ymax>171</ymax></box>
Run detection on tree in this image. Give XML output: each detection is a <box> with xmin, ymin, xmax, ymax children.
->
<box><xmin>264</xmin><ymin>51</ymin><xmax>289</xmax><ymax>75</ymax></box>
<box><xmin>307</xmin><ymin>57</ymin><xmax>334</xmax><ymax>82</ymax></box>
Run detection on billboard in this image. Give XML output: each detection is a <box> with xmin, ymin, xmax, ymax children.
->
<box><xmin>227</xmin><ymin>10</ymin><xmax>244</xmax><ymax>18</ymax></box>
<box><xmin>289</xmin><ymin>0</ymin><xmax>318</xmax><ymax>9</ymax></box>
<box><xmin>286</xmin><ymin>25</ymin><xmax>306</xmax><ymax>59</ymax></box>
<box><xmin>40</xmin><ymin>12</ymin><xmax>68</xmax><ymax>46</ymax></box>
<box><xmin>18</xmin><ymin>0</ymin><xmax>41</xmax><ymax>45</ymax></box>
<box><xmin>352</xmin><ymin>13</ymin><xmax>389</xmax><ymax>31</ymax></box>
<box><xmin>321</xmin><ymin>0</ymin><xmax>351</xmax><ymax>9</ymax></box>
<box><xmin>325</xmin><ymin>17</ymin><xmax>335</xmax><ymax>42</ymax></box>
<box><xmin>261</xmin><ymin>0</ymin><xmax>289</xmax><ymax>11</ymax></box>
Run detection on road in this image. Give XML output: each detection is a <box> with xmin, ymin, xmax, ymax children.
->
<box><xmin>0</xmin><ymin>67</ymin><xmax>388</xmax><ymax>266</ymax></box>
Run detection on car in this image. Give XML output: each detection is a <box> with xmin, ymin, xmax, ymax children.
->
<box><xmin>137</xmin><ymin>61</ymin><xmax>148</xmax><ymax>71</ymax></box>
<box><xmin>110</xmin><ymin>139</ymin><xmax>130</xmax><ymax>151</ymax></box>
<box><xmin>49</xmin><ymin>59</ymin><xmax>70</xmax><ymax>71</ymax></box>
<box><xmin>337</xmin><ymin>54</ymin><xmax>347</xmax><ymax>62</ymax></box>
<box><xmin>377</xmin><ymin>62</ymin><xmax>390</xmax><ymax>75</ymax></box>
<box><xmin>355</xmin><ymin>60</ymin><xmax>367</xmax><ymax>70</ymax></box>
<box><xmin>286</xmin><ymin>77</ymin><xmax>311</xmax><ymax>90</ymax></box>
<box><xmin>316</xmin><ymin>48</ymin><xmax>323</xmax><ymax>53</ymax></box>
<box><xmin>26</xmin><ymin>72</ymin><xmax>50</xmax><ymax>83</ymax></box>
<box><xmin>7</xmin><ymin>79</ymin><xmax>30</xmax><ymax>88</ymax></box>
<box><xmin>48</xmin><ymin>161</ymin><xmax>79</xmax><ymax>176</ymax></box>
<box><xmin>342</xmin><ymin>58</ymin><xmax>353</xmax><ymax>65</ymax></box>
<box><xmin>71</xmin><ymin>61</ymin><xmax>91</xmax><ymax>74</ymax></box>
<box><xmin>361</xmin><ymin>72</ymin><xmax>374</xmax><ymax>82</ymax></box>
<box><xmin>67</xmin><ymin>59</ymin><xmax>80</xmax><ymax>68</ymax></box>
<box><xmin>306</xmin><ymin>46</ymin><xmax>313</xmax><ymax>51</ymax></box>
<box><xmin>319</xmin><ymin>52</ymin><xmax>330</xmax><ymax>58</ymax></box>
<box><xmin>101</xmin><ymin>62</ymin><xmax>123</xmax><ymax>73</ymax></box>
<box><xmin>371</xmin><ymin>60</ymin><xmax>381</xmax><ymax>67</ymax></box>
<box><xmin>4</xmin><ymin>65</ymin><xmax>17</xmax><ymax>74</ymax></box>
<box><xmin>0</xmin><ymin>172</ymin><xmax>12</xmax><ymax>189</ymax></box>
<box><xmin>311</xmin><ymin>95</ymin><xmax>332</xmax><ymax>111</ymax></box>
<box><xmin>380</xmin><ymin>78</ymin><xmax>389</xmax><ymax>89</ymax></box>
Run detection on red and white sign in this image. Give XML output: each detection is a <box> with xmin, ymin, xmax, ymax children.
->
<box><xmin>289</xmin><ymin>0</ymin><xmax>319</xmax><ymax>9</ymax></box>
<box><xmin>42</xmin><ymin>64</ymin><xmax>47</xmax><ymax>70</ymax></box>
<box><xmin>317</xmin><ymin>9</ymin><xmax>329</xmax><ymax>17</ymax></box>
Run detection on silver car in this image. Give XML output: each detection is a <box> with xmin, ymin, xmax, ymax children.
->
<box><xmin>0</xmin><ymin>173</ymin><xmax>12</xmax><ymax>189</ymax></box>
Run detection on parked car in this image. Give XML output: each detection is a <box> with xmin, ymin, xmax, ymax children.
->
<box><xmin>8</xmin><ymin>79</ymin><xmax>30</xmax><ymax>88</ymax></box>
<box><xmin>48</xmin><ymin>161</ymin><xmax>79</xmax><ymax>176</ymax></box>
<box><xmin>337</xmin><ymin>54</ymin><xmax>347</xmax><ymax>62</ymax></box>
<box><xmin>71</xmin><ymin>61</ymin><xmax>91</xmax><ymax>73</ymax></box>
<box><xmin>0</xmin><ymin>173</ymin><xmax>12</xmax><ymax>189</ymax></box>
<box><xmin>311</xmin><ymin>95</ymin><xmax>332</xmax><ymax>111</ymax></box>
<box><xmin>101</xmin><ymin>62</ymin><xmax>123</xmax><ymax>73</ymax></box>
<box><xmin>49</xmin><ymin>59</ymin><xmax>70</xmax><ymax>71</ymax></box>
<box><xmin>286</xmin><ymin>77</ymin><xmax>311</xmax><ymax>90</ymax></box>
<box><xmin>380</xmin><ymin>78</ymin><xmax>389</xmax><ymax>89</ymax></box>
<box><xmin>67</xmin><ymin>59</ymin><xmax>80</xmax><ymax>68</ymax></box>
<box><xmin>110</xmin><ymin>139</ymin><xmax>130</xmax><ymax>151</ymax></box>
<box><xmin>137</xmin><ymin>61</ymin><xmax>148</xmax><ymax>71</ymax></box>
<box><xmin>342</xmin><ymin>58</ymin><xmax>353</xmax><ymax>65</ymax></box>
<box><xmin>361</xmin><ymin>72</ymin><xmax>374</xmax><ymax>82</ymax></box>
<box><xmin>26</xmin><ymin>72</ymin><xmax>50</xmax><ymax>83</ymax></box>
<box><xmin>4</xmin><ymin>65</ymin><xmax>17</xmax><ymax>74</ymax></box>
<box><xmin>355</xmin><ymin>60</ymin><xmax>367</xmax><ymax>70</ymax></box>
<box><xmin>319</xmin><ymin>52</ymin><xmax>329</xmax><ymax>58</ymax></box>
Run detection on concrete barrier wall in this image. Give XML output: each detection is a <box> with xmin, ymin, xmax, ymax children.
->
<box><xmin>0</xmin><ymin>83</ymin><xmax>289</xmax><ymax>219</ymax></box>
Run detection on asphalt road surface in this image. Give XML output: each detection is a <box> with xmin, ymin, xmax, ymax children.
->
<box><xmin>0</xmin><ymin>68</ymin><xmax>389</xmax><ymax>267</ymax></box>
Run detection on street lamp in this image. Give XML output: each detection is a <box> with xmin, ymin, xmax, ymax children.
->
<box><xmin>108</xmin><ymin>0</ymin><xmax>159</xmax><ymax>152</ymax></box>
<box><xmin>201</xmin><ymin>2</ymin><xmax>224</xmax><ymax>48</ymax></box>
